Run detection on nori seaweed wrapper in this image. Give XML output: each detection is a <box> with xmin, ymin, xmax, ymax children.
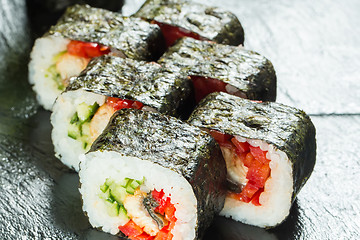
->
<box><xmin>187</xmin><ymin>92</ymin><xmax>316</xmax><ymax>202</ymax></box>
<box><xmin>90</xmin><ymin>109</ymin><xmax>227</xmax><ymax>239</ymax></box>
<box><xmin>66</xmin><ymin>55</ymin><xmax>192</xmax><ymax>117</ymax></box>
<box><xmin>47</xmin><ymin>4</ymin><xmax>165</xmax><ymax>61</ymax></box>
<box><xmin>133</xmin><ymin>0</ymin><xmax>244</xmax><ymax>46</ymax></box>
<box><xmin>158</xmin><ymin>37</ymin><xmax>277</xmax><ymax>101</ymax></box>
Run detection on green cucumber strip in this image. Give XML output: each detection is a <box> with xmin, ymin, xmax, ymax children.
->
<box><xmin>130</xmin><ymin>180</ymin><xmax>140</xmax><ymax>189</ymax></box>
<box><xmin>105</xmin><ymin>201</ymin><xmax>120</xmax><ymax>217</ymax></box>
<box><xmin>68</xmin><ymin>123</ymin><xmax>80</xmax><ymax>140</ymax></box>
<box><xmin>126</xmin><ymin>178</ymin><xmax>133</xmax><ymax>188</ymax></box>
<box><xmin>100</xmin><ymin>183</ymin><xmax>109</xmax><ymax>193</ymax></box>
<box><xmin>118</xmin><ymin>205</ymin><xmax>129</xmax><ymax>219</ymax></box>
<box><xmin>119</xmin><ymin>178</ymin><xmax>128</xmax><ymax>187</ymax></box>
<box><xmin>81</xmin><ymin>122</ymin><xmax>91</xmax><ymax>136</ymax></box>
<box><xmin>107</xmin><ymin>189</ymin><xmax>116</xmax><ymax>203</ymax></box>
<box><xmin>124</xmin><ymin>178</ymin><xmax>131</xmax><ymax>187</ymax></box>
<box><xmin>110</xmin><ymin>185</ymin><xmax>127</xmax><ymax>203</ymax></box>
<box><xmin>136</xmin><ymin>177</ymin><xmax>145</xmax><ymax>185</ymax></box>
<box><xmin>76</xmin><ymin>102</ymin><xmax>99</xmax><ymax>123</ymax></box>
<box><xmin>70</xmin><ymin>112</ymin><xmax>79</xmax><ymax>124</ymax></box>
<box><xmin>105</xmin><ymin>178</ymin><xmax>114</xmax><ymax>186</ymax></box>
<box><xmin>52</xmin><ymin>50</ymin><xmax>66</xmax><ymax>62</ymax></box>
<box><xmin>126</xmin><ymin>185</ymin><xmax>135</xmax><ymax>195</ymax></box>
<box><xmin>47</xmin><ymin>64</ymin><xmax>65</xmax><ymax>91</ymax></box>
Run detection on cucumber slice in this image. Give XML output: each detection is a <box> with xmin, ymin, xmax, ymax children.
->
<box><xmin>110</xmin><ymin>185</ymin><xmax>127</xmax><ymax>204</ymax></box>
<box><xmin>105</xmin><ymin>178</ymin><xmax>114</xmax><ymax>186</ymax></box>
<box><xmin>107</xmin><ymin>189</ymin><xmax>116</xmax><ymax>203</ymax></box>
<box><xmin>52</xmin><ymin>50</ymin><xmax>66</xmax><ymax>62</ymax></box>
<box><xmin>98</xmin><ymin>188</ymin><xmax>111</xmax><ymax>201</ymax></box>
<box><xmin>105</xmin><ymin>201</ymin><xmax>120</xmax><ymax>217</ymax></box>
<box><xmin>126</xmin><ymin>184</ymin><xmax>135</xmax><ymax>195</ymax></box>
<box><xmin>47</xmin><ymin>64</ymin><xmax>65</xmax><ymax>91</ymax></box>
<box><xmin>81</xmin><ymin>122</ymin><xmax>91</xmax><ymax>137</ymax></box>
<box><xmin>124</xmin><ymin>178</ymin><xmax>132</xmax><ymax>187</ymax></box>
<box><xmin>70</xmin><ymin>112</ymin><xmax>79</xmax><ymax>124</ymax></box>
<box><xmin>119</xmin><ymin>178</ymin><xmax>128</xmax><ymax>187</ymax></box>
<box><xmin>68</xmin><ymin>123</ymin><xmax>80</xmax><ymax>139</ymax></box>
<box><xmin>100</xmin><ymin>182</ymin><xmax>109</xmax><ymax>193</ymax></box>
<box><xmin>136</xmin><ymin>176</ymin><xmax>145</xmax><ymax>185</ymax></box>
<box><xmin>83</xmin><ymin>141</ymin><xmax>88</xmax><ymax>150</ymax></box>
<box><xmin>130</xmin><ymin>180</ymin><xmax>140</xmax><ymax>190</ymax></box>
<box><xmin>76</xmin><ymin>102</ymin><xmax>99</xmax><ymax>123</ymax></box>
<box><xmin>118</xmin><ymin>205</ymin><xmax>129</xmax><ymax>220</ymax></box>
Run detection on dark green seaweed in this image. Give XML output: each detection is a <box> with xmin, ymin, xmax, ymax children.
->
<box><xmin>158</xmin><ymin>37</ymin><xmax>277</xmax><ymax>101</ymax></box>
<box><xmin>48</xmin><ymin>4</ymin><xmax>165</xmax><ymax>61</ymax></box>
<box><xmin>66</xmin><ymin>55</ymin><xmax>192</xmax><ymax>117</ymax></box>
<box><xmin>90</xmin><ymin>109</ymin><xmax>227</xmax><ymax>239</ymax></box>
<box><xmin>133</xmin><ymin>0</ymin><xmax>244</xmax><ymax>45</ymax></box>
<box><xmin>187</xmin><ymin>92</ymin><xmax>316</xmax><ymax>212</ymax></box>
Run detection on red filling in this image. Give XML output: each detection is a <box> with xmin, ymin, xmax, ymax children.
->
<box><xmin>152</xmin><ymin>20</ymin><xmax>207</xmax><ymax>47</ymax></box>
<box><xmin>118</xmin><ymin>189</ymin><xmax>177</xmax><ymax>240</ymax></box>
<box><xmin>191</xmin><ymin>76</ymin><xmax>228</xmax><ymax>103</ymax></box>
<box><xmin>209</xmin><ymin>130</ymin><xmax>271</xmax><ymax>206</ymax></box>
<box><xmin>67</xmin><ymin>40</ymin><xmax>110</xmax><ymax>58</ymax></box>
<box><xmin>106</xmin><ymin>97</ymin><xmax>144</xmax><ymax>111</ymax></box>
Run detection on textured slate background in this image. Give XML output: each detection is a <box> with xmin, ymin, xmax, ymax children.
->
<box><xmin>1</xmin><ymin>0</ymin><xmax>359</xmax><ymax>239</ymax></box>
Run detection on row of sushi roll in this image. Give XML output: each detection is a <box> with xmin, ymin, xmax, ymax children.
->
<box><xmin>28</xmin><ymin>0</ymin><xmax>316</xmax><ymax>239</ymax></box>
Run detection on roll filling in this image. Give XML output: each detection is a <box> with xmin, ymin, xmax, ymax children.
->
<box><xmin>134</xmin><ymin>0</ymin><xmax>244</xmax><ymax>47</ymax></box>
<box><xmin>79</xmin><ymin>109</ymin><xmax>227</xmax><ymax>239</ymax></box>
<box><xmin>51</xmin><ymin>56</ymin><xmax>192</xmax><ymax>171</ymax></box>
<box><xmin>158</xmin><ymin>37</ymin><xmax>276</xmax><ymax>103</ymax></box>
<box><xmin>187</xmin><ymin>92</ymin><xmax>316</xmax><ymax>228</ymax></box>
<box><xmin>29</xmin><ymin>4</ymin><xmax>165</xmax><ymax>110</ymax></box>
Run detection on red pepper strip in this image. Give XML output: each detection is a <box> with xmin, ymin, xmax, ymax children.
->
<box><xmin>118</xmin><ymin>220</ymin><xmax>143</xmax><ymax>238</ymax></box>
<box><xmin>250</xmin><ymin>189</ymin><xmax>264</xmax><ymax>206</ymax></box>
<box><xmin>238</xmin><ymin>181</ymin><xmax>259</xmax><ymax>203</ymax></box>
<box><xmin>152</xmin><ymin>20</ymin><xmax>205</xmax><ymax>47</ymax></box>
<box><xmin>242</xmin><ymin>152</ymin><xmax>254</xmax><ymax>168</ymax></box>
<box><xmin>231</xmin><ymin>137</ymin><xmax>250</xmax><ymax>153</ymax></box>
<box><xmin>191</xmin><ymin>76</ymin><xmax>227</xmax><ymax>103</ymax></box>
<box><xmin>246</xmin><ymin>157</ymin><xmax>270</xmax><ymax>188</ymax></box>
<box><xmin>209</xmin><ymin>129</ymin><xmax>232</xmax><ymax>148</ymax></box>
<box><xmin>134</xmin><ymin>233</ymin><xmax>155</xmax><ymax>240</ymax></box>
<box><xmin>154</xmin><ymin>230</ymin><xmax>173</xmax><ymax>240</ymax></box>
<box><xmin>67</xmin><ymin>40</ymin><xmax>110</xmax><ymax>58</ymax></box>
<box><xmin>249</xmin><ymin>146</ymin><xmax>270</xmax><ymax>165</ymax></box>
<box><xmin>132</xmin><ymin>101</ymin><xmax>144</xmax><ymax>109</ymax></box>
<box><xmin>106</xmin><ymin>97</ymin><xmax>143</xmax><ymax>111</ymax></box>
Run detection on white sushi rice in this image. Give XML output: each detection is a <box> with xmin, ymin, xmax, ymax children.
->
<box><xmin>51</xmin><ymin>89</ymin><xmax>106</xmax><ymax>171</ymax></box>
<box><xmin>79</xmin><ymin>151</ymin><xmax>198</xmax><ymax>239</ymax></box>
<box><xmin>28</xmin><ymin>35</ymin><xmax>70</xmax><ymax>110</ymax></box>
<box><xmin>220</xmin><ymin>136</ymin><xmax>293</xmax><ymax>228</ymax></box>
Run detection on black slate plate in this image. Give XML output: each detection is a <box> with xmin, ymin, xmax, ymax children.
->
<box><xmin>1</xmin><ymin>0</ymin><xmax>359</xmax><ymax>239</ymax></box>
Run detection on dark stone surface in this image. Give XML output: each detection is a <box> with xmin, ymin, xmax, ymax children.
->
<box><xmin>1</xmin><ymin>0</ymin><xmax>359</xmax><ymax>239</ymax></box>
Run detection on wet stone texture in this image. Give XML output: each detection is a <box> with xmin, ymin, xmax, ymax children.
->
<box><xmin>1</xmin><ymin>0</ymin><xmax>360</xmax><ymax>239</ymax></box>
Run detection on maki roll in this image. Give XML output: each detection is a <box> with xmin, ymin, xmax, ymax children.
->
<box><xmin>51</xmin><ymin>55</ymin><xmax>192</xmax><ymax>171</ymax></box>
<box><xmin>79</xmin><ymin>109</ymin><xmax>227</xmax><ymax>239</ymax></box>
<box><xmin>28</xmin><ymin>4</ymin><xmax>165</xmax><ymax>110</ymax></box>
<box><xmin>133</xmin><ymin>0</ymin><xmax>244</xmax><ymax>47</ymax></box>
<box><xmin>187</xmin><ymin>92</ymin><xmax>316</xmax><ymax>228</ymax></box>
<box><xmin>158</xmin><ymin>37</ymin><xmax>276</xmax><ymax>103</ymax></box>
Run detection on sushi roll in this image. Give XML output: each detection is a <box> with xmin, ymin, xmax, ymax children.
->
<box><xmin>51</xmin><ymin>55</ymin><xmax>192</xmax><ymax>171</ymax></box>
<box><xmin>158</xmin><ymin>37</ymin><xmax>277</xmax><ymax>103</ymax></box>
<box><xmin>133</xmin><ymin>0</ymin><xmax>244</xmax><ymax>47</ymax></box>
<box><xmin>79</xmin><ymin>109</ymin><xmax>227</xmax><ymax>239</ymax></box>
<box><xmin>28</xmin><ymin>4</ymin><xmax>165</xmax><ymax>110</ymax></box>
<box><xmin>187</xmin><ymin>92</ymin><xmax>316</xmax><ymax>228</ymax></box>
